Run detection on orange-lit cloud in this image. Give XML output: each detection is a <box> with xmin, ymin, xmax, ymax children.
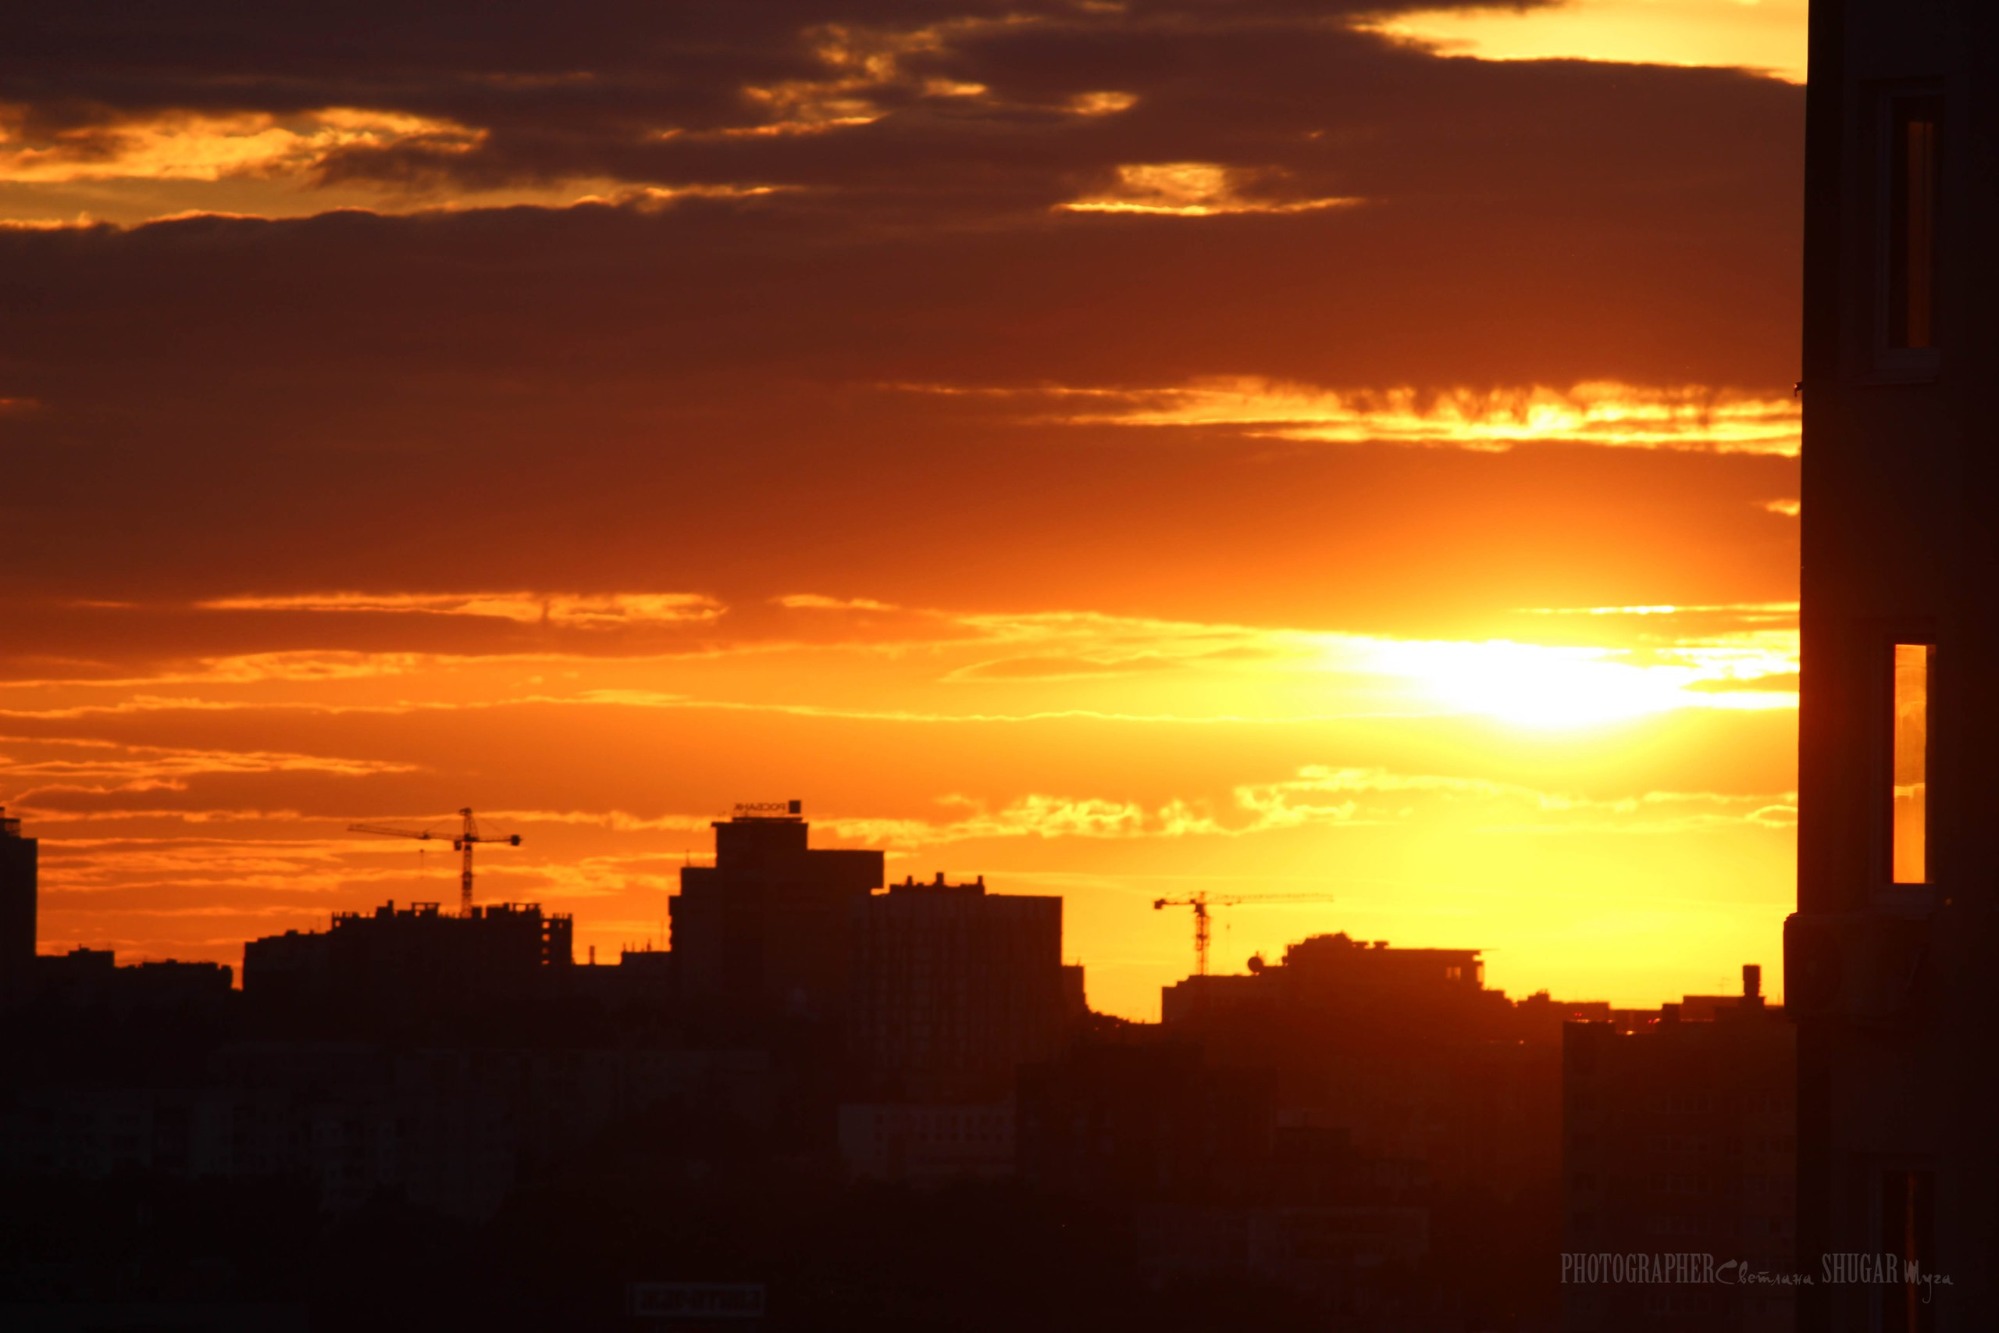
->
<box><xmin>196</xmin><ymin>590</ymin><xmax>724</xmax><ymax>626</ymax></box>
<box><xmin>1360</xmin><ymin>0</ymin><xmax>1809</xmax><ymax>84</ymax></box>
<box><xmin>823</xmin><ymin>768</ymin><xmax>1796</xmax><ymax>846</ymax></box>
<box><xmin>0</xmin><ymin>733</ymin><xmax>417</xmax><ymax>811</ymax></box>
<box><xmin>733</xmin><ymin>19</ymin><xmax>956</xmax><ymax>135</ymax></box>
<box><xmin>0</xmin><ymin>106</ymin><xmax>481</xmax><ymax>183</ymax></box>
<box><xmin>1066</xmin><ymin>91</ymin><xmax>1139</xmax><ymax>117</ymax></box>
<box><xmin>1061</xmin><ymin>163</ymin><xmax>1360</xmax><ymax>217</ymax></box>
<box><xmin>774</xmin><ymin>593</ymin><xmax>905</xmax><ymax>613</ymax></box>
<box><xmin>950</xmin><ymin>378</ymin><xmax>1801</xmax><ymax>454</ymax></box>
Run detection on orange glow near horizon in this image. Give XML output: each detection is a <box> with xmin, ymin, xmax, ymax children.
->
<box><xmin>0</xmin><ymin>593</ymin><xmax>1800</xmax><ymax>1018</ymax></box>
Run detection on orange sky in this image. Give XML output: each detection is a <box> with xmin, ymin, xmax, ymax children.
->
<box><xmin>0</xmin><ymin>0</ymin><xmax>1806</xmax><ymax>1019</ymax></box>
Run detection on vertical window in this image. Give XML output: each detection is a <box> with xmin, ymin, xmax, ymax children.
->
<box><xmin>1886</xmin><ymin>96</ymin><xmax>1942</xmax><ymax>351</ymax></box>
<box><xmin>1878</xmin><ymin>1169</ymin><xmax>1935</xmax><ymax>1333</ymax></box>
<box><xmin>1892</xmin><ymin>644</ymin><xmax>1931</xmax><ymax>885</ymax></box>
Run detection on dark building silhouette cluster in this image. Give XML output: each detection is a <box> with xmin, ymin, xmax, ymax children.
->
<box><xmin>0</xmin><ymin>801</ymin><xmax>1802</xmax><ymax>1330</ymax></box>
<box><xmin>1562</xmin><ymin>967</ymin><xmax>1796</xmax><ymax>1333</ymax></box>
<box><xmin>244</xmin><ymin>898</ymin><xmax>575</xmax><ymax>1026</ymax></box>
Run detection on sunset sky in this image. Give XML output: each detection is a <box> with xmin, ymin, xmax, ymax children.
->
<box><xmin>1</xmin><ymin>0</ymin><xmax>1806</xmax><ymax>1019</ymax></box>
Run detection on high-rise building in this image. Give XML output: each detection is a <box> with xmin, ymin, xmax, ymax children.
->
<box><xmin>1787</xmin><ymin>6</ymin><xmax>1999</xmax><ymax>1330</ymax></box>
<box><xmin>670</xmin><ymin>803</ymin><xmax>883</xmax><ymax>1027</ymax></box>
<box><xmin>0</xmin><ymin>807</ymin><xmax>36</xmax><ymax>997</ymax></box>
<box><xmin>847</xmin><ymin>872</ymin><xmax>1065</xmax><ymax>1103</ymax></box>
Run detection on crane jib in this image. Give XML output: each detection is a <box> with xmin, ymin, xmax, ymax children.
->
<box><xmin>346</xmin><ymin>806</ymin><xmax>522</xmax><ymax>917</ymax></box>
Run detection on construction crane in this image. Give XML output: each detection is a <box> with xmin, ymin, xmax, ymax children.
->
<box><xmin>1152</xmin><ymin>891</ymin><xmax>1338</xmax><ymax>977</ymax></box>
<box><xmin>348</xmin><ymin>807</ymin><xmax>520</xmax><ymax>917</ymax></box>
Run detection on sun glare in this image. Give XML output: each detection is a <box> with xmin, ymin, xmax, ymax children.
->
<box><xmin>1361</xmin><ymin>637</ymin><xmax>1796</xmax><ymax>729</ymax></box>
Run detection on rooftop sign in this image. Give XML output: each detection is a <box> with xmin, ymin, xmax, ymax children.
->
<box><xmin>732</xmin><ymin>800</ymin><xmax>802</xmax><ymax>818</ymax></box>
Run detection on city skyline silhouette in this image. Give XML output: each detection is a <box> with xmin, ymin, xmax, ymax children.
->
<box><xmin>14</xmin><ymin>1</ymin><xmax>1985</xmax><ymax>1330</ymax></box>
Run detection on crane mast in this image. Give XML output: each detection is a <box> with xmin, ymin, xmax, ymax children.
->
<box><xmin>1152</xmin><ymin>890</ymin><xmax>1337</xmax><ymax>976</ymax></box>
<box><xmin>348</xmin><ymin>806</ymin><xmax>521</xmax><ymax>916</ymax></box>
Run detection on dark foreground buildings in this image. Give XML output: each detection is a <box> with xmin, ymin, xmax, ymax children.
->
<box><xmin>1137</xmin><ymin>931</ymin><xmax>1594</xmax><ymax>1326</ymax></box>
<box><xmin>837</xmin><ymin>872</ymin><xmax>1070</xmax><ymax>1183</ymax></box>
<box><xmin>244</xmin><ymin>898</ymin><xmax>574</xmax><ymax>1029</ymax></box>
<box><xmin>847</xmin><ymin>872</ymin><xmax>1067</xmax><ymax>1103</ymax></box>
<box><xmin>1562</xmin><ymin>967</ymin><xmax>1794</xmax><ymax>1333</ymax></box>
<box><xmin>1</xmin><ymin>799</ymin><xmax>1812</xmax><ymax>1329</ymax></box>
<box><xmin>1788</xmin><ymin>4</ymin><xmax>1999</xmax><ymax>1330</ymax></box>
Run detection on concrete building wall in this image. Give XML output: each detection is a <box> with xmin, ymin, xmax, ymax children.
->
<box><xmin>1789</xmin><ymin>5</ymin><xmax>1999</xmax><ymax>1329</ymax></box>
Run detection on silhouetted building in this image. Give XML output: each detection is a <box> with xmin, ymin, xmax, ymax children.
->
<box><xmin>566</xmin><ymin>944</ymin><xmax>676</xmax><ymax>1012</ymax></box>
<box><xmin>1018</xmin><ymin>1034</ymin><xmax>1435</xmax><ymax>1322</ymax></box>
<box><xmin>847</xmin><ymin>872</ymin><xmax>1066</xmax><ymax>1103</ymax></box>
<box><xmin>832</xmin><ymin>872</ymin><xmax>1065</xmax><ymax>1185</ymax></box>
<box><xmin>1563</xmin><ymin>966</ymin><xmax>1794</xmax><ymax>1333</ymax></box>
<box><xmin>837</xmin><ymin>1101</ymin><xmax>1016</xmax><ymax>1184</ymax></box>
<box><xmin>1160</xmin><ymin>932</ymin><xmax>1562</xmax><ymax>1181</ymax></box>
<box><xmin>670</xmin><ymin>803</ymin><xmax>883</xmax><ymax>1028</ymax></box>
<box><xmin>0</xmin><ymin>812</ymin><xmax>236</xmax><ymax>1018</ymax></box>
<box><xmin>24</xmin><ymin>949</ymin><xmax>233</xmax><ymax>1011</ymax></box>
<box><xmin>1018</xmin><ymin>1037</ymin><xmax>1275</xmax><ymax>1205</ymax></box>
<box><xmin>1062</xmin><ymin>961</ymin><xmax>1087</xmax><ymax>1018</ymax></box>
<box><xmin>1</xmin><ymin>807</ymin><xmax>36</xmax><ymax>998</ymax></box>
<box><xmin>243</xmin><ymin>900</ymin><xmax>571</xmax><ymax>1027</ymax></box>
<box><xmin>1787</xmin><ymin>6</ymin><xmax>1999</xmax><ymax>1330</ymax></box>
<box><xmin>1163</xmin><ymin>932</ymin><xmax>1487</xmax><ymax>1026</ymax></box>
<box><xmin>3</xmin><ymin>1043</ymin><xmax>772</xmax><ymax>1221</ymax></box>
<box><xmin>1162</xmin><ymin>930</ymin><xmax>1583</xmax><ymax>1327</ymax></box>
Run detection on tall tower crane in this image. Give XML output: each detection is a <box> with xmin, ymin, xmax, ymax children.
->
<box><xmin>1152</xmin><ymin>891</ymin><xmax>1337</xmax><ymax>976</ymax></box>
<box><xmin>348</xmin><ymin>807</ymin><xmax>520</xmax><ymax>917</ymax></box>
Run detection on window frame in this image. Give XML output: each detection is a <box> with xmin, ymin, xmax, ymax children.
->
<box><xmin>1869</xmin><ymin>85</ymin><xmax>1946</xmax><ymax>381</ymax></box>
<box><xmin>1880</xmin><ymin>639</ymin><xmax>1936</xmax><ymax>898</ymax></box>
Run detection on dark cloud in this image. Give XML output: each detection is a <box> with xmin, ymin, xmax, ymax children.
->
<box><xmin>1</xmin><ymin>0</ymin><xmax>1798</xmax><ymax>665</ymax></box>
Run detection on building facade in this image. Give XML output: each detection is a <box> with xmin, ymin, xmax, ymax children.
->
<box><xmin>0</xmin><ymin>807</ymin><xmax>36</xmax><ymax>999</ymax></box>
<box><xmin>847</xmin><ymin>873</ymin><xmax>1066</xmax><ymax>1104</ymax></box>
<box><xmin>1787</xmin><ymin>4</ymin><xmax>1999</xmax><ymax>1330</ymax></box>
<box><xmin>670</xmin><ymin>805</ymin><xmax>884</xmax><ymax>1028</ymax></box>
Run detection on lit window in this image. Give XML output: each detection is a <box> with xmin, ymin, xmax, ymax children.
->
<box><xmin>1892</xmin><ymin>644</ymin><xmax>1930</xmax><ymax>885</ymax></box>
<box><xmin>1886</xmin><ymin>96</ymin><xmax>1942</xmax><ymax>351</ymax></box>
